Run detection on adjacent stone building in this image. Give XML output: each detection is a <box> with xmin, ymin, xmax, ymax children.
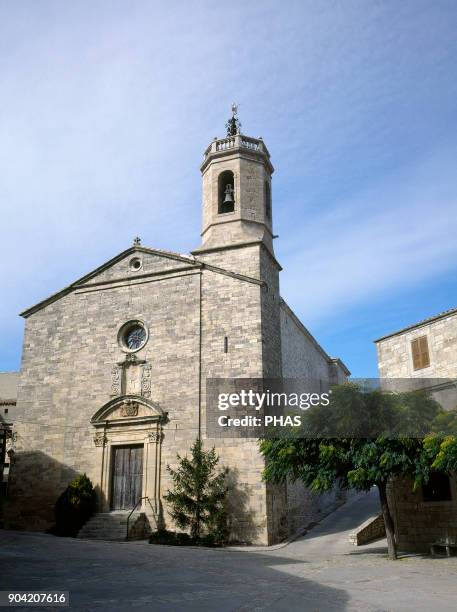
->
<box><xmin>0</xmin><ymin>372</ymin><xmax>18</xmax><ymax>499</ymax></box>
<box><xmin>375</xmin><ymin>307</ymin><xmax>457</xmax><ymax>551</ymax></box>
<box><xmin>5</xmin><ymin>114</ymin><xmax>349</xmax><ymax>543</ymax></box>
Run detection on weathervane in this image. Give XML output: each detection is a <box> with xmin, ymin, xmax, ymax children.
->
<box><xmin>226</xmin><ymin>103</ymin><xmax>241</xmax><ymax>137</ymax></box>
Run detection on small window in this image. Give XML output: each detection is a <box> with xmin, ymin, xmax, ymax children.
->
<box><xmin>129</xmin><ymin>257</ymin><xmax>143</xmax><ymax>272</ymax></box>
<box><xmin>218</xmin><ymin>171</ymin><xmax>235</xmax><ymax>214</ymax></box>
<box><xmin>411</xmin><ymin>335</ymin><xmax>430</xmax><ymax>370</ymax></box>
<box><xmin>265</xmin><ymin>181</ymin><xmax>271</xmax><ymax>220</ymax></box>
<box><xmin>422</xmin><ymin>472</ymin><xmax>452</xmax><ymax>502</ymax></box>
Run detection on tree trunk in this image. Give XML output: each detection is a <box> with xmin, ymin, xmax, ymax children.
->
<box><xmin>194</xmin><ymin>494</ymin><xmax>201</xmax><ymax>539</ymax></box>
<box><xmin>378</xmin><ymin>481</ymin><xmax>397</xmax><ymax>560</ymax></box>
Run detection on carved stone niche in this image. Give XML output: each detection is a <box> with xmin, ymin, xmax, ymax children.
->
<box><xmin>125</xmin><ymin>364</ymin><xmax>142</xmax><ymax>395</ymax></box>
<box><xmin>110</xmin><ymin>356</ymin><xmax>152</xmax><ymax>399</ymax></box>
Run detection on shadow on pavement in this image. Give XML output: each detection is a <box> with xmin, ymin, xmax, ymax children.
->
<box><xmin>0</xmin><ymin>530</ymin><xmax>351</xmax><ymax>611</ymax></box>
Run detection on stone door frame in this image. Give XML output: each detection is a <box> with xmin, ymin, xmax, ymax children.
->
<box><xmin>91</xmin><ymin>396</ymin><xmax>166</xmax><ymax>517</ymax></box>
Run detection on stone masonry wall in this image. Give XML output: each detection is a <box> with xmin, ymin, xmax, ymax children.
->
<box><xmin>279</xmin><ymin>300</ymin><xmax>349</xmax><ymax>536</ymax></box>
<box><xmin>7</xmin><ymin>253</ymin><xmax>202</xmax><ymax>531</ymax></box>
<box><xmin>199</xmin><ymin>262</ymin><xmax>271</xmax><ymax>543</ymax></box>
<box><xmin>200</xmin><ymin>152</ymin><xmax>273</xmax><ymax>252</ymax></box>
<box><xmin>280</xmin><ymin>300</ymin><xmax>339</xmax><ymax>385</ymax></box>
<box><xmin>388</xmin><ymin>477</ymin><xmax>457</xmax><ymax>552</ymax></box>
<box><xmin>196</xmin><ymin>244</ymin><xmax>261</xmax><ymax>279</ymax></box>
<box><xmin>197</xmin><ymin>241</ymin><xmax>287</xmax><ymax>544</ymax></box>
<box><xmin>376</xmin><ymin>311</ymin><xmax>457</xmax><ymax>380</ymax></box>
<box><xmin>259</xmin><ymin>247</ymin><xmax>289</xmax><ymax>542</ymax></box>
<box><xmin>377</xmin><ymin>312</ymin><xmax>457</xmax><ymax>551</ymax></box>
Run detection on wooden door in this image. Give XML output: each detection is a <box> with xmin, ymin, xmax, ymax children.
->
<box><xmin>110</xmin><ymin>445</ymin><xmax>143</xmax><ymax>510</ymax></box>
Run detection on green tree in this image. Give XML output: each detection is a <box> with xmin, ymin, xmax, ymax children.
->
<box><xmin>424</xmin><ymin>434</ymin><xmax>457</xmax><ymax>473</ymax></box>
<box><xmin>164</xmin><ymin>438</ymin><xmax>228</xmax><ymax>542</ymax></box>
<box><xmin>261</xmin><ymin>383</ymin><xmax>446</xmax><ymax>560</ymax></box>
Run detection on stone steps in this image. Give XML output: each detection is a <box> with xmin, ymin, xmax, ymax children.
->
<box><xmin>77</xmin><ymin>511</ymin><xmax>149</xmax><ymax>541</ymax></box>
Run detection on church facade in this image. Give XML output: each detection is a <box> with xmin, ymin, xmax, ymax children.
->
<box><xmin>5</xmin><ymin>117</ymin><xmax>349</xmax><ymax>544</ymax></box>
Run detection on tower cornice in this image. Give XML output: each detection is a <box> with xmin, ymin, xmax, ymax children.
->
<box><xmin>201</xmin><ymin>134</ymin><xmax>274</xmax><ymax>174</ymax></box>
<box><xmin>192</xmin><ymin>240</ymin><xmax>282</xmax><ymax>271</ymax></box>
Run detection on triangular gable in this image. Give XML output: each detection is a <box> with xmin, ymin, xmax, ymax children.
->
<box><xmin>80</xmin><ymin>246</ymin><xmax>197</xmax><ymax>286</ymax></box>
<box><xmin>20</xmin><ymin>246</ymin><xmax>199</xmax><ymax>318</ymax></box>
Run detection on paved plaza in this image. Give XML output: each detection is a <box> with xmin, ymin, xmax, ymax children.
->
<box><xmin>1</xmin><ymin>491</ymin><xmax>457</xmax><ymax>611</ymax></box>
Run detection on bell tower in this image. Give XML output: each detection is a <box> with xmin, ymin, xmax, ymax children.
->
<box><xmin>193</xmin><ymin>105</ymin><xmax>276</xmax><ymax>259</ymax></box>
<box><xmin>192</xmin><ymin>107</ymin><xmax>282</xmax><ymax>387</ymax></box>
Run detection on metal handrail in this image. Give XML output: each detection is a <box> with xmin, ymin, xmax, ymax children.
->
<box><xmin>125</xmin><ymin>496</ymin><xmax>155</xmax><ymax>541</ymax></box>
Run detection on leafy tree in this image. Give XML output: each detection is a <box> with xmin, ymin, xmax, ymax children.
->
<box><xmin>261</xmin><ymin>383</ymin><xmax>447</xmax><ymax>560</ymax></box>
<box><xmin>164</xmin><ymin>438</ymin><xmax>228</xmax><ymax>542</ymax></box>
<box><xmin>53</xmin><ymin>473</ymin><xmax>97</xmax><ymax>537</ymax></box>
<box><xmin>424</xmin><ymin>434</ymin><xmax>457</xmax><ymax>473</ymax></box>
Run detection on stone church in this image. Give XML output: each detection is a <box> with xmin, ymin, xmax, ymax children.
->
<box><xmin>5</xmin><ymin>112</ymin><xmax>349</xmax><ymax>544</ymax></box>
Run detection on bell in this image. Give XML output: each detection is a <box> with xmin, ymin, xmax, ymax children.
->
<box><xmin>223</xmin><ymin>184</ymin><xmax>234</xmax><ymax>203</ymax></box>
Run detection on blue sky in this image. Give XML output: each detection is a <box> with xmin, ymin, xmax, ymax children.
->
<box><xmin>1</xmin><ymin>0</ymin><xmax>457</xmax><ymax>376</ymax></box>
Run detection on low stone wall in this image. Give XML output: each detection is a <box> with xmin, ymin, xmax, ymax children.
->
<box><xmin>349</xmin><ymin>513</ymin><xmax>386</xmax><ymax>546</ymax></box>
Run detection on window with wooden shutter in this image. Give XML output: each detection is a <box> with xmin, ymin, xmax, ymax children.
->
<box><xmin>411</xmin><ymin>335</ymin><xmax>430</xmax><ymax>370</ymax></box>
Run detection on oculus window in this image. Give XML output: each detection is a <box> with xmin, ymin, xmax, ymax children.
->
<box><xmin>118</xmin><ymin>320</ymin><xmax>149</xmax><ymax>353</ymax></box>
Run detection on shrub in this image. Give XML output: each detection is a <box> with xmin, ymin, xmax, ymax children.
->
<box><xmin>51</xmin><ymin>474</ymin><xmax>97</xmax><ymax>537</ymax></box>
<box><xmin>148</xmin><ymin>529</ymin><xmax>222</xmax><ymax>547</ymax></box>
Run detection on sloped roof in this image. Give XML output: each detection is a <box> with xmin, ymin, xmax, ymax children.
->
<box><xmin>374</xmin><ymin>306</ymin><xmax>457</xmax><ymax>343</ymax></box>
<box><xmin>20</xmin><ymin>246</ymin><xmax>199</xmax><ymax>318</ymax></box>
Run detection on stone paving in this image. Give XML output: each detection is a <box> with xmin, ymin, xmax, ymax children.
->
<box><xmin>1</xmin><ymin>491</ymin><xmax>457</xmax><ymax>611</ymax></box>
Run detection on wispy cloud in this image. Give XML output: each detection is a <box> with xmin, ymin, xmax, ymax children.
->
<box><xmin>1</xmin><ymin>0</ymin><xmax>456</xmax><ymax>371</ymax></box>
<box><xmin>279</xmin><ymin>146</ymin><xmax>457</xmax><ymax>326</ymax></box>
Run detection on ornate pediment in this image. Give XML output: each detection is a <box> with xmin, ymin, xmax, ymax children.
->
<box><xmin>91</xmin><ymin>395</ymin><xmax>166</xmax><ymax>428</ymax></box>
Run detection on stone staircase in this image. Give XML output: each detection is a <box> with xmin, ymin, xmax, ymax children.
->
<box><xmin>77</xmin><ymin>511</ymin><xmax>151</xmax><ymax>541</ymax></box>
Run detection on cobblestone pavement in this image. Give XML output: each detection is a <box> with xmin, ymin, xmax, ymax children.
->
<box><xmin>1</xmin><ymin>491</ymin><xmax>457</xmax><ymax>611</ymax></box>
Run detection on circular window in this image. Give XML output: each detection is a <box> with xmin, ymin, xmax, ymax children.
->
<box><xmin>118</xmin><ymin>320</ymin><xmax>149</xmax><ymax>353</ymax></box>
<box><xmin>129</xmin><ymin>257</ymin><xmax>143</xmax><ymax>272</ymax></box>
